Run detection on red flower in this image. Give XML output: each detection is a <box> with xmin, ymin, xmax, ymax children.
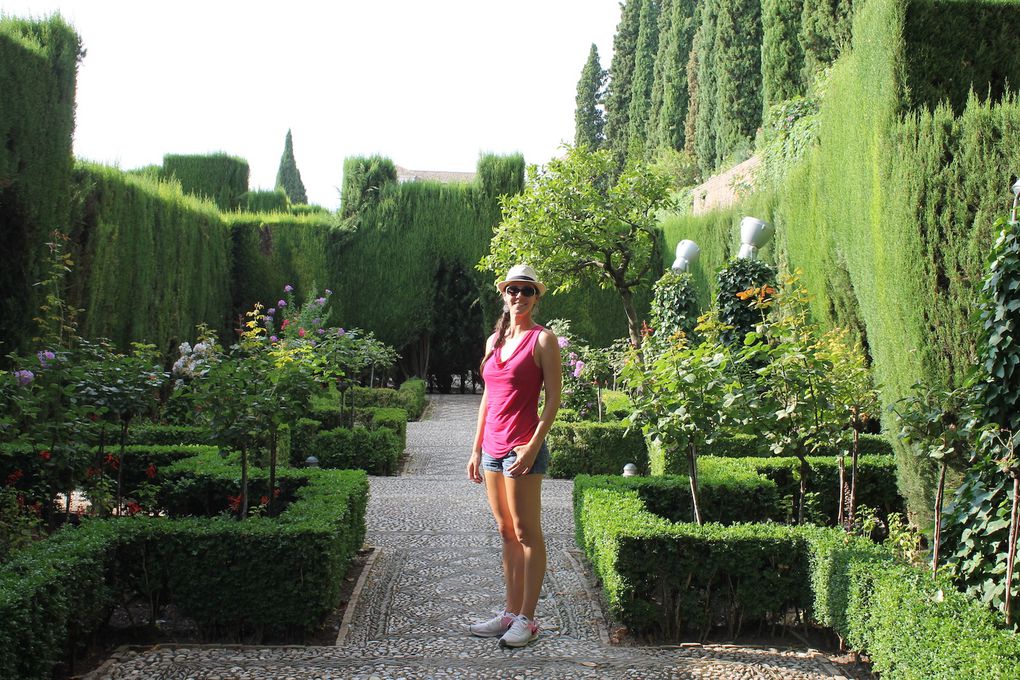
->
<box><xmin>85</xmin><ymin>466</ymin><xmax>97</xmax><ymax>479</ymax></box>
<box><xmin>126</xmin><ymin>501</ymin><xmax>142</xmax><ymax>515</ymax></box>
<box><xmin>227</xmin><ymin>494</ymin><xmax>242</xmax><ymax>511</ymax></box>
<box><xmin>273</xmin><ymin>488</ymin><xmax>281</xmax><ymax>498</ymax></box>
<box><xmin>87</xmin><ymin>412</ymin><xmax>99</xmax><ymax>422</ymax></box>
<box><xmin>641</xmin><ymin>321</ymin><xmax>654</xmax><ymax>338</ymax></box>
<box><xmin>281</xmin><ymin>319</ymin><xmax>290</xmax><ymax>330</ymax></box>
<box><xmin>39</xmin><ymin>450</ymin><xmax>51</xmax><ymax>461</ymax></box>
<box><xmin>104</xmin><ymin>453</ymin><xmax>120</xmax><ymax>470</ymax></box>
<box><xmin>260</xmin><ymin>495</ymin><xmax>270</xmax><ymax>506</ymax></box>
<box><xmin>146</xmin><ymin>463</ymin><xmax>157</xmax><ymax>479</ymax></box>
<box><xmin>5</xmin><ymin>469</ymin><xmax>23</xmax><ymax>485</ymax></box>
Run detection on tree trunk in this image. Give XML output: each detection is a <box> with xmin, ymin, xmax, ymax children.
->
<box><xmin>116</xmin><ymin>420</ymin><xmax>129</xmax><ymax>515</ymax></box>
<box><xmin>849</xmin><ymin>428</ymin><xmax>860</xmax><ymax>527</ymax></box>
<box><xmin>797</xmin><ymin>456</ymin><xmax>809</xmax><ymax>525</ymax></box>
<box><xmin>268</xmin><ymin>429</ymin><xmax>278</xmax><ymax>517</ymax></box>
<box><xmin>932</xmin><ymin>462</ymin><xmax>946</xmax><ymax>578</ymax></box>
<box><xmin>240</xmin><ymin>445</ymin><xmax>249</xmax><ymax>520</ymax></box>
<box><xmin>1004</xmin><ymin>474</ymin><xmax>1020</xmax><ymax>626</ymax></box>
<box><xmin>688</xmin><ymin>442</ymin><xmax>703</xmax><ymax>525</ymax></box>
<box><xmin>618</xmin><ymin>286</ymin><xmax>643</xmax><ymax>349</ymax></box>
<box><xmin>837</xmin><ymin>452</ymin><xmax>846</xmax><ymax>528</ymax></box>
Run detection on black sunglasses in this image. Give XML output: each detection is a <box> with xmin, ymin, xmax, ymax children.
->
<box><xmin>505</xmin><ymin>285</ymin><xmax>538</xmax><ymax>298</ymax></box>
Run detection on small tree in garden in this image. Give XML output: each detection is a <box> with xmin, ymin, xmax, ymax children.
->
<box><xmin>816</xmin><ymin>327</ymin><xmax>880</xmax><ymax>527</ymax></box>
<box><xmin>76</xmin><ymin>340</ymin><xmax>167</xmax><ymax>515</ymax></box>
<box><xmin>480</xmin><ymin>145</ymin><xmax>675</xmax><ymax>349</ymax></box>
<box><xmin>891</xmin><ymin>383</ymin><xmax>976</xmax><ymax>577</ymax></box>
<box><xmin>623</xmin><ymin>323</ymin><xmax>739</xmax><ymax>524</ymax></box>
<box><xmin>737</xmin><ymin>277</ymin><xmax>842</xmax><ymax>524</ymax></box>
<box><xmin>315</xmin><ymin>327</ymin><xmax>397</xmax><ymax>427</ymax></box>
<box><xmin>646</xmin><ymin>269</ymin><xmax>701</xmax><ymax>358</ymax></box>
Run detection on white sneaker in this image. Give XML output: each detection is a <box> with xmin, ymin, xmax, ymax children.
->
<box><xmin>469</xmin><ymin>610</ymin><xmax>514</xmax><ymax>637</ymax></box>
<box><xmin>499</xmin><ymin>614</ymin><xmax>539</xmax><ymax>648</ymax></box>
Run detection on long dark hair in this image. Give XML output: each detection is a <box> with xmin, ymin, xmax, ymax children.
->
<box><xmin>479</xmin><ymin>306</ymin><xmax>512</xmax><ymax>373</ymax></box>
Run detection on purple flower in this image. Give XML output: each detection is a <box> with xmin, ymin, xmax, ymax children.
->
<box><xmin>310</xmin><ymin>340</ymin><xmax>317</xmax><ymax>347</ymax></box>
<box><xmin>270</xmin><ymin>335</ymin><xmax>279</xmax><ymax>343</ymax></box>
<box><xmin>315</xmin><ymin>297</ymin><xmax>326</xmax><ymax>305</ymax></box>
<box><xmin>572</xmin><ymin>361</ymin><xmax>585</xmax><ymax>378</ymax></box>
<box><xmin>312</xmin><ymin>318</ymin><xmax>321</xmax><ymax>326</ymax></box>
<box><xmin>267</xmin><ymin>307</ymin><xmax>275</xmax><ymax>316</ymax></box>
<box><xmin>284</xmin><ymin>284</ymin><xmax>293</xmax><ymax>293</ymax></box>
<box><xmin>277</xmin><ymin>300</ymin><xmax>286</xmax><ymax>308</ymax></box>
<box><xmin>14</xmin><ymin>369</ymin><xmax>34</xmax><ymax>386</ymax></box>
<box><xmin>557</xmin><ymin>337</ymin><xmax>569</xmax><ymax>349</ymax></box>
<box><xmin>317</xmin><ymin>328</ymin><xmax>326</xmax><ymax>335</ymax></box>
<box><xmin>337</xmin><ymin>328</ymin><xmax>346</xmax><ymax>336</ymax></box>
<box><xmin>37</xmin><ymin>350</ymin><xmax>55</xmax><ymax>367</ymax></box>
<box><xmin>325</xmin><ymin>289</ymin><xmax>332</xmax><ymax>295</ymax></box>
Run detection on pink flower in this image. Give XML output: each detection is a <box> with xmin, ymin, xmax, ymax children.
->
<box><xmin>557</xmin><ymin>337</ymin><xmax>569</xmax><ymax>348</ymax></box>
<box><xmin>298</xmin><ymin>328</ymin><xmax>306</xmax><ymax>338</ymax></box>
<box><xmin>572</xmin><ymin>361</ymin><xmax>585</xmax><ymax>378</ymax></box>
<box><xmin>284</xmin><ymin>284</ymin><xmax>294</xmax><ymax>293</ymax></box>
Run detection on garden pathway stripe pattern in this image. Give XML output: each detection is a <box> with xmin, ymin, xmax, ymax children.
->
<box><xmin>86</xmin><ymin>394</ymin><xmax>873</xmax><ymax>680</ymax></box>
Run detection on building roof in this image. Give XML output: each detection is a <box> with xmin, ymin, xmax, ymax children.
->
<box><xmin>394</xmin><ymin>165</ymin><xmax>476</xmax><ymax>184</ymax></box>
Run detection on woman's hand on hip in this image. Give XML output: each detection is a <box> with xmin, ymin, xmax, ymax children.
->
<box><xmin>467</xmin><ymin>452</ymin><xmax>483</xmax><ymax>484</ymax></box>
<box><xmin>505</xmin><ymin>446</ymin><xmax>536</xmax><ymax>478</ymax></box>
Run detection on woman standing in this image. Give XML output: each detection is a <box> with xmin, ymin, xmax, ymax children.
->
<box><xmin>466</xmin><ymin>264</ymin><xmax>562</xmax><ymax>648</ymax></box>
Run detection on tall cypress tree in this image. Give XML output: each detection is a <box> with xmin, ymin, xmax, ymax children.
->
<box><xmin>649</xmin><ymin>0</ymin><xmax>698</xmax><ymax>153</ymax></box>
<box><xmin>799</xmin><ymin>0</ymin><xmax>854</xmax><ymax>85</ymax></box>
<box><xmin>605</xmin><ymin>0</ymin><xmax>644</xmax><ymax>170</ymax></box>
<box><xmin>761</xmin><ymin>0</ymin><xmax>806</xmax><ymax>109</ymax></box>
<box><xmin>626</xmin><ymin>0</ymin><xmax>660</xmax><ymax>160</ymax></box>
<box><xmin>575</xmin><ymin>44</ymin><xmax>607</xmax><ymax>149</ymax></box>
<box><xmin>693</xmin><ymin>0</ymin><xmax>720</xmax><ymax>173</ymax></box>
<box><xmin>683</xmin><ymin>40</ymin><xmax>700</xmax><ymax>156</ymax></box>
<box><xmin>275</xmin><ymin>129</ymin><xmax>308</xmax><ymax>205</ymax></box>
<box><xmin>713</xmin><ymin>0</ymin><xmax>763</xmax><ymax>166</ymax></box>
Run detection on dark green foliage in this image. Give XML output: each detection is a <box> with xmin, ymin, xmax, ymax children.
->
<box><xmin>350</xmin><ymin>381</ymin><xmax>427</xmax><ymax>421</ymax></box>
<box><xmin>626</xmin><ymin>0</ymin><xmax>660</xmax><ymax>160</ymax></box>
<box><xmin>699</xmin><ymin>455</ymin><xmax>903</xmax><ymax>525</ymax></box>
<box><xmin>761</xmin><ymin>0</ymin><xmax>806</xmax><ymax>107</ymax></box>
<box><xmin>339</xmin><ymin>155</ymin><xmax>397</xmax><ymax>221</ymax></box>
<box><xmin>227</xmin><ymin>211</ymin><xmax>333</xmax><ymax>322</ymax></box>
<box><xmin>0</xmin><ymin>16</ymin><xmax>80</xmax><ymax>355</ymax></box>
<box><xmin>715</xmin><ymin>258</ymin><xmax>777</xmax><ymax>346</ymax></box>
<box><xmin>799</xmin><ymin>0</ymin><xmax>854</xmax><ymax>85</ymax></box>
<box><xmin>428</xmin><ymin>261</ymin><xmax>484</xmax><ymax>392</ymax></box>
<box><xmin>312</xmin><ymin>426</ymin><xmax>402</xmax><ymax>475</ymax></box>
<box><xmin>546</xmin><ymin>421</ymin><xmax>648</xmax><ymax>478</ymax></box>
<box><xmin>275</xmin><ymin>129</ymin><xmax>308</xmax><ymax>205</ymax></box>
<box><xmin>240</xmin><ymin>188</ymin><xmax>290</xmax><ymax>213</ymax></box>
<box><xmin>161</xmin><ymin>153</ymin><xmax>249</xmax><ymax>211</ymax></box>
<box><xmin>692</xmin><ymin>0</ymin><xmax>720</xmax><ymax>173</ymax></box>
<box><xmin>712</xmin><ymin>0</ymin><xmax>763</xmax><ymax>165</ymax></box>
<box><xmin>975</xmin><ymin>219</ymin><xmax>1020</xmax><ymax>432</ymax></box>
<box><xmin>69</xmin><ymin>163</ymin><xmax>232</xmax><ymax>354</ymax></box>
<box><xmin>575</xmin><ymin>43</ymin><xmax>607</xmax><ymax>149</ymax></box>
<box><xmin>648</xmin><ymin>0</ymin><xmax>697</xmax><ymax>153</ymax></box>
<box><xmin>605</xmin><ymin>0</ymin><xmax>644</xmax><ymax>168</ymax></box>
<box><xmin>356</xmin><ymin>406</ymin><xmax>408</xmax><ymax>451</ymax></box>
<box><xmin>649</xmin><ymin>270</ymin><xmax>700</xmax><ymax>340</ymax></box>
<box><xmin>701</xmin><ymin>432</ymin><xmax>892</xmax><ymax>457</ymax></box>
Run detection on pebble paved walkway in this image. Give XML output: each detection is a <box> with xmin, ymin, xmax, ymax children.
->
<box><xmin>86</xmin><ymin>394</ymin><xmax>874</xmax><ymax>680</ymax></box>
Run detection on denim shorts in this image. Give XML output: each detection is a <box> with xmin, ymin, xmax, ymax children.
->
<box><xmin>481</xmin><ymin>441</ymin><xmax>550</xmax><ymax>476</ymax></box>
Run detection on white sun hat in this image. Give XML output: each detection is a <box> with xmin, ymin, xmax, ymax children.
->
<box><xmin>495</xmin><ymin>264</ymin><xmax>547</xmax><ymax>296</ymax></box>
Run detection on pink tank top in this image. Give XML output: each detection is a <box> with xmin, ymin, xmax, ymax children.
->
<box><xmin>481</xmin><ymin>325</ymin><xmax>545</xmax><ymax>458</ymax></box>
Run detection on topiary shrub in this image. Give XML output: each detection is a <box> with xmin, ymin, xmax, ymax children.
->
<box><xmin>547</xmin><ymin>421</ymin><xmax>647</xmax><ymax>478</ymax></box>
<box><xmin>715</xmin><ymin>257</ymin><xmax>777</xmax><ymax>346</ymax></box>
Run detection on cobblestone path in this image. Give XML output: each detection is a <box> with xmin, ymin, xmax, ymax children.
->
<box><xmin>87</xmin><ymin>394</ymin><xmax>874</xmax><ymax>679</ymax></box>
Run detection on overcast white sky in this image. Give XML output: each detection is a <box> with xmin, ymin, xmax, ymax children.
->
<box><xmin>1</xmin><ymin>0</ymin><xmax>621</xmax><ymax>209</ymax></box>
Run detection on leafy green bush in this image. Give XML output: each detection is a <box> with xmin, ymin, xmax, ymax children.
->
<box><xmin>547</xmin><ymin>421</ymin><xmax>647</xmax><ymax>478</ymax></box>
<box><xmin>397</xmin><ymin>378</ymin><xmax>427</xmax><ymax>420</ymax></box>
<box><xmin>314</xmin><ymin>426</ymin><xmax>401</xmax><ymax>475</ymax></box>
<box><xmin>699</xmin><ymin>455</ymin><xmax>902</xmax><ymax>524</ymax></box>
<box><xmin>357</xmin><ymin>406</ymin><xmax>408</xmax><ymax>451</ymax></box>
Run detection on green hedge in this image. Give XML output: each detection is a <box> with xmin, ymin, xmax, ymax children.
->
<box><xmin>547</xmin><ymin>421</ymin><xmax>648</xmax><ymax>478</ymax></box>
<box><xmin>356</xmin><ymin>406</ymin><xmax>407</xmax><ymax>450</ymax></box>
<box><xmin>0</xmin><ymin>453</ymin><xmax>368</xmax><ymax>679</ymax></box>
<box><xmin>161</xmin><ymin>153</ymin><xmax>249</xmax><ymax>211</ymax></box>
<box><xmin>0</xmin><ymin>16</ymin><xmax>80</xmax><ymax>355</ymax></box>
<box><xmin>575</xmin><ymin>478</ymin><xmax>1020</xmax><ymax>675</ymax></box>
<box><xmin>699</xmin><ymin>455</ymin><xmax>902</xmax><ymax>524</ymax></box>
<box><xmin>240</xmin><ymin>188</ymin><xmax>289</xmax><ymax>213</ymax></box>
<box><xmin>352</xmin><ymin>380</ymin><xmax>427</xmax><ymax>421</ymax></box>
<box><xmin>70</xmin><ymin>162</ymin><xmax>232</xmax><ymax>354</ymax></box>
<box><xmin>310</xmin><ymin>426</ymin><xmax>402</xmax><ymax>475</ymax></box>
<box><xmin>700</xmin><ymin>432</ymin><xmax>892</xmax><ymax>457</ymax></box>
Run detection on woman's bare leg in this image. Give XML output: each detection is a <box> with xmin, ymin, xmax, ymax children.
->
<box><xmin>484</xmin><ymin>470</ymin><xmax>524</xmax><ymax>613</ymax></box>
<box><xmin>505</xmin><ymin>473</ymin><xmax>545</xmax><ymax>619</ymax></box>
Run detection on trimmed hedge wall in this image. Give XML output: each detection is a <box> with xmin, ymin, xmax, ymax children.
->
<box><xmin>70</xmin><ymin>162</ymin><xmax>232</xmax><ymax>354</ymax></box>
<box><xmin>574</xmin><ymin>478</ymin><xmax>1020</xmax><ymax>676</ymax></box>
<box><xmin>547</xmin><ymin>421</ymin><xmax>648</xmax><ymax>478</ymax></box>
<box><xmin>0</xmin><ymin>454</ymin><xmax>368</xmax><ymax>679</ymax></box>
<box><xmin>161</xmin><ymin>153</ymin><xmax>249</xmax><ymax>211</ymax></box>
<box><xmin>306</xmin><ymin>426</ymin><xmax>402</xmax><ymax>475</ymax></box>
<box><xmin>0</xmin><ymin>16</ymin><xmax>80</xmax><ymax>355</ymax></box>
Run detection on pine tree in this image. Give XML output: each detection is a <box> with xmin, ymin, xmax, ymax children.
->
<box><xmin>275</xmin><ymin>129</ymin><xmax>308</xmax><ymax>205</ymax></box>
<box><xmin>761</xmin><ymin>0</ymin><xmax>806</xmax><ymax>109</ymax></box>
<box><xmin>649</xmin><ymin>0</ymin><xmax>698</xmax><ymax>153</ymax></box>
<box><xmin>626</xmin><ymin>0</ymin><xmax>660</xmax><ymax>160</ymax></box>
<box><xmin>605</xmin><ymin>0</ymin><xmax>644</xmax><ymax>170</ymax></box>
<box><xmin>575</xmin><ymin>44</ymin><xmax>607</xmax><ymax>149</ymax></box>
<box><xmin>692</xmin><ymin>0</ymin><xmax>720</xmax><ymax>173</ymax></box>
<box><xmin>713</xmin><ymin>0</ymin><xmax>763</xmax><ymax>166</ymax></box>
